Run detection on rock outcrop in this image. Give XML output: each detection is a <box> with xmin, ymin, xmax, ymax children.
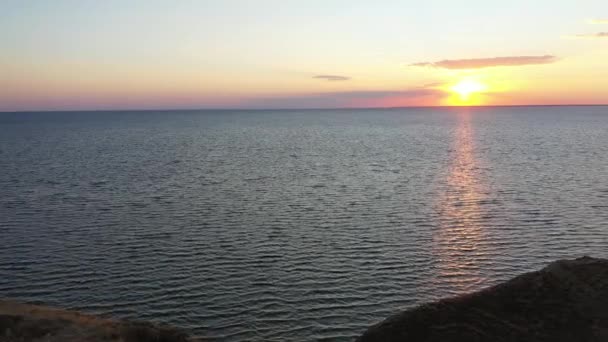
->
<box><xmin>0</xmin><ymin>299</ymin><xmax>201</xmax><ymax>342</ymax></box>
<box><xmin>357</xmin><ymin>256</ymin><xmax>608</xmax><ymax>342</ymax></box>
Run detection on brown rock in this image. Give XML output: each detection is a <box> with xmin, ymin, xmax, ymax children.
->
<box><xmin>357</xmin><ymin>257</ymin><xmax>608</xmax><ymax>342</ymax></box>
<box><xmin>0</xmin><ymin>299</ymin><xmax>202</xmax><ymax>342</ymax></box>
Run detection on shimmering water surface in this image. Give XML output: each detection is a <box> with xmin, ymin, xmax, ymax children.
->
<box><xmin>1</xmin><ymin>107</ymin><xmax>607</xmax><ymax>341</ymax></box>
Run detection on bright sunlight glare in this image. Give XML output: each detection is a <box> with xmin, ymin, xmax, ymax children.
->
<box><xmin>450</xmin><ymin>79</ymin><xmax>488</xmax><ymax>99</ymax></box>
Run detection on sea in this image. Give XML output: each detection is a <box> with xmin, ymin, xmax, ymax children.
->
<box><xmin>1</xmin><ymin>106</ymin><xmax>607</xmax><ymax>341</ymax></box>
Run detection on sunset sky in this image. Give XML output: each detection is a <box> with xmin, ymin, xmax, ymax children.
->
<box><xmin>2</xmin><ymin>0</ymin><xmax>607</xmax><ymax>111</ymax></box>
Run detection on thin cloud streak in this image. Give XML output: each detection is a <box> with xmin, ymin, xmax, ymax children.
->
<box><xmin>411</xmin><ymin>55</ymin><xmax>558</xmax><ymax>69</ymax></box>
<box><xmin>572</xmin><ymin>32</ymin><xmax>608</xmax><ymax>38</ymax></box>
<box><xmin>587</xmin><ymin>19</ymin><xmax>608</xmax><ymax>24</ymax></box>
<box><xmin>313</xmin><ymin>74</ymin><xmax>351</xmax><ymax>81</ymax></box>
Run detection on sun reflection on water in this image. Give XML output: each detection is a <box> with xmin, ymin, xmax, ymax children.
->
<box><xmin>433</xmin><ymin>110</ymin><xmax>489</xmax><ymax>294</ymax></box>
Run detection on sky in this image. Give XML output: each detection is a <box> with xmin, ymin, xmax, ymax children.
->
<box><xmin>1</xmin><ymin>0</ymin><xmax>607</xmax><ymax>111</ymax></box>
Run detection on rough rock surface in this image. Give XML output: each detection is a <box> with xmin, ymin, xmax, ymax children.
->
<box><xmin>357</xmin><ymin>256</ymin><xmax>608</xmax><ymax>342</ymax></box>
<box><xmin>0</xmin><ymin>299</ymin><xmax>201</xmax><ymax>342</ymax></box>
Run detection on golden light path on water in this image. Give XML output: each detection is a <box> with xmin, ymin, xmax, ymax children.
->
<box><xmin>433</xmin><ymin>110</ymin><xmax>489</xmax><ymax>294</ymax></box>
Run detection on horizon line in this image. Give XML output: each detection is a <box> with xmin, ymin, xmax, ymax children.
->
<box><xmin>1</xmin><ymin>103</ymin><xmax>608</xmax><ymax>114</ymax></box>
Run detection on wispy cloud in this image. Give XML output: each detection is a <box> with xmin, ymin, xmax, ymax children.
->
<box><xmin>423</xmin><ymin>81</ymin><xmax>444</xmax><ymax>88</ymax></box>
<box><xmin>587</xmin><ymin>19</ymin><xmax>608</xmax><ymax>24</ymax></box>
<box><xmin>571</xmin><ymin>32</ymin><xmax>608</xmax><ymax>38</ymax></box>
<box><xmin>410</xmin><ymin>55</ymin><xmax>558</xmax><ymax>69</ymax></box>
<box><xmin>313</xmin><ymin>74</ymin><xmax>351</xmax><ymax>81</ymax></box>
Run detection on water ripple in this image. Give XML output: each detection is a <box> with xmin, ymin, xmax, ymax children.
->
<box><xmin>1</xmin><ymin>107</ymin><xmax>608</xmax><ymax>341</ymax></box>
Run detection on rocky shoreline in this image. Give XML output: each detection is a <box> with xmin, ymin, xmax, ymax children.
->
<box><xmin>0</xmin><ymin>300</ymin><xmax>201</xmax><ymax>342</ymax></box>
<box><xmin>357</xmin><ymin>256</ymin><xmax>608</xmax><ymax>342</ymax></box>
<box><xmin>1</xmin><ymin>257</ymin><xmax>606</xmax><ymax>341</ymax></box>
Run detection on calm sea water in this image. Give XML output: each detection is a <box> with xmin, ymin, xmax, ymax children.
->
<box><xmin>1</xmin><ymin>106</ymin><xmax>607</xmax><ymax>341</ymax></box>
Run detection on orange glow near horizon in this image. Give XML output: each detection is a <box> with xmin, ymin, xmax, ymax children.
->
<box><xmin>3</xmin><ymin>55</ymin><xmax>608</xmax><ymax>110</ymax></box>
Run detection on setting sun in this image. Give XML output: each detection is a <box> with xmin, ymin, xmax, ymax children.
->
<box><xmin>450</xmin><ymin>79</ymin><xmax>487</xmax><ymax>99</ymax></box>
<box><xmin>444</xmin><ymin>79</ymin><xmax>489</xmax><ymax>106</ymax></box>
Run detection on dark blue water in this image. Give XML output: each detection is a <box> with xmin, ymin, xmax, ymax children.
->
<box><xmin>1</xmin><ymin>106</ymin><xmax>607</xmax><ymax>341</ymax></box>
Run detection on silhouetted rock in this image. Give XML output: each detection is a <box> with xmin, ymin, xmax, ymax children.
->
<box><xmin>0</xmin><ymin>300</ymin><xmax>202</xmax><ymax>342</ymax></box>
<box><xmin>357</xmin><ymin>257</ymin><xmax>608</xmax><ymax>342</ymax></box>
